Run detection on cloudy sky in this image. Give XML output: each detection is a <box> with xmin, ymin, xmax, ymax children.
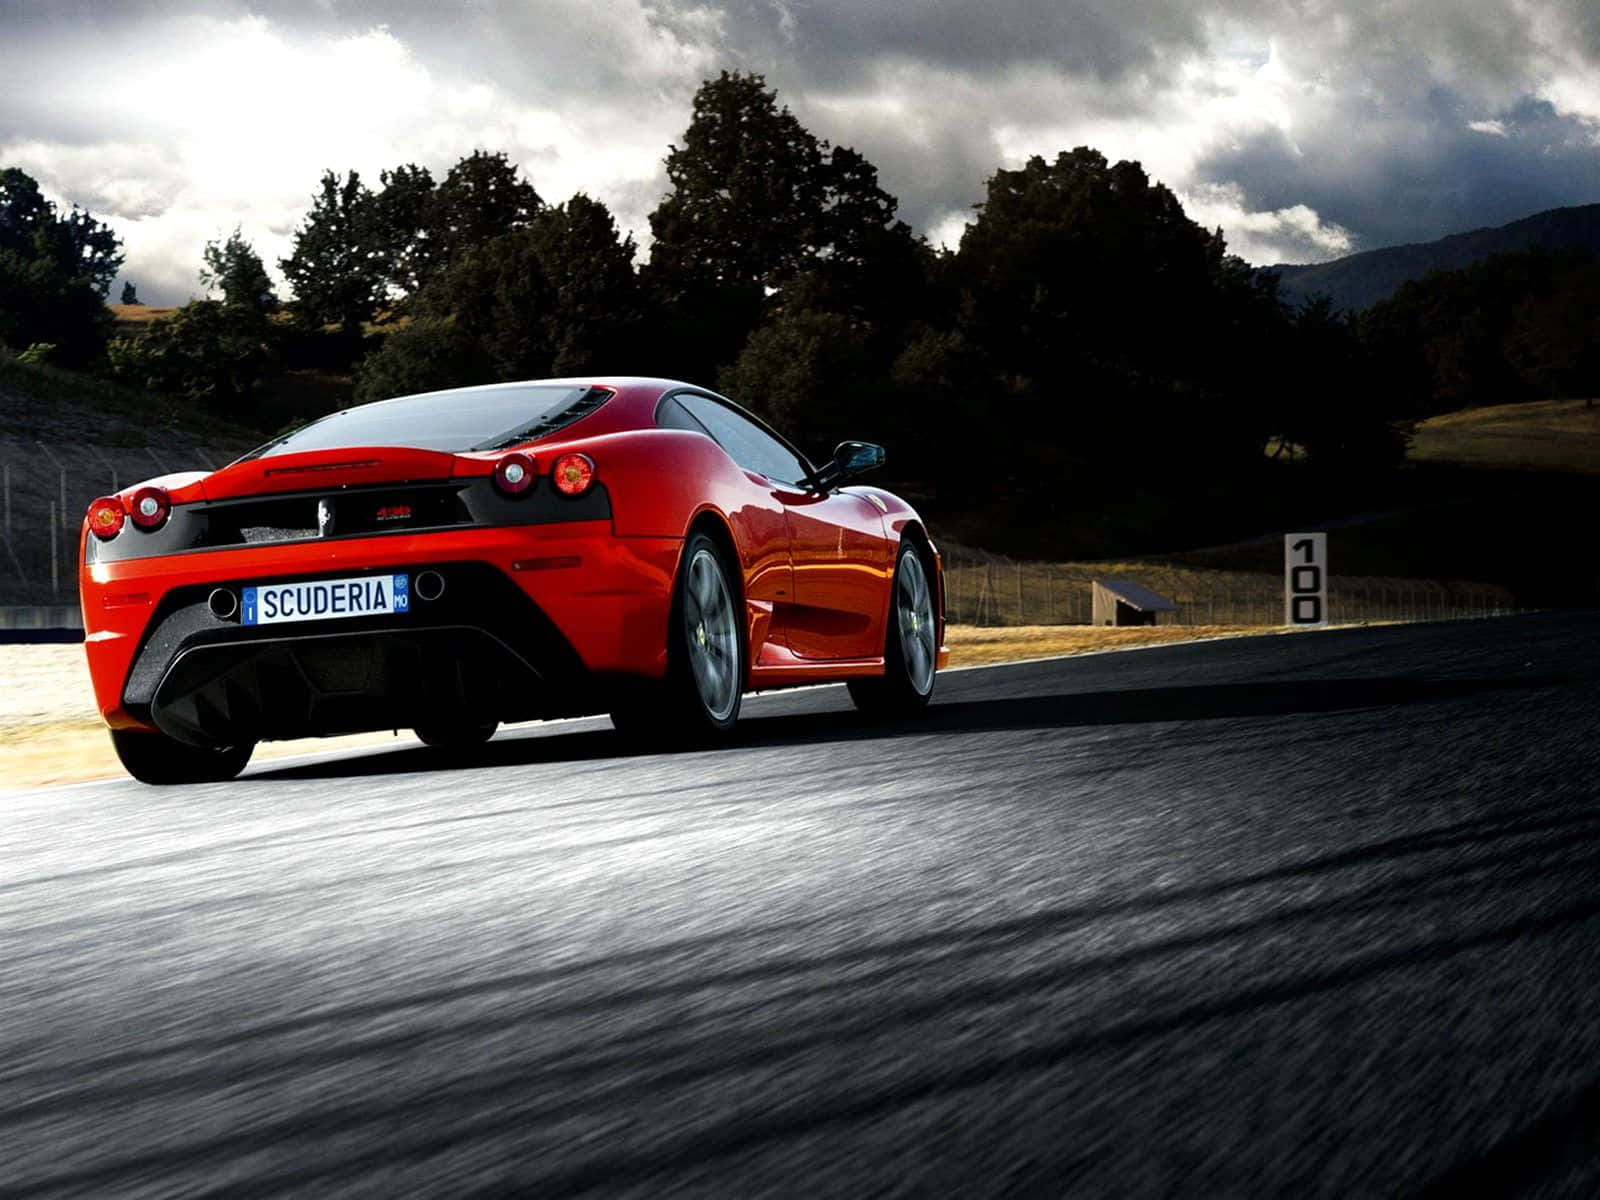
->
<box><xmin>4</xmin><ymin>0</ymin><xmax>1600</xmax><ymax>305</ymax></box>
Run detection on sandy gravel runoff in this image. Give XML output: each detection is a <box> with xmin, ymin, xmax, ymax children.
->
<box><xmin>1</xmin><ymin>624</ymin><xmax>1298</xmax><ymax>790</ymax></box>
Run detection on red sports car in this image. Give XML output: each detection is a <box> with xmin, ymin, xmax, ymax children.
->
<box><xmin>80</xmin><ymin>378</ymin><xmax>948</xmax><ymax>783</ymax></box>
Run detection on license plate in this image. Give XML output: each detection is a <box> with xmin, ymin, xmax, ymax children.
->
<box><xmin>242</xmin><ymin>574</ymin><xmax>409</xmax><ymax>626</ymax></box>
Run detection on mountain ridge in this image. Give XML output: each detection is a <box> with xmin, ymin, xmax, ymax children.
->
<box><xmin>1266</xmin><ymin>203</ymin><xmax>1600</xmax><ymax>313</ymax></box>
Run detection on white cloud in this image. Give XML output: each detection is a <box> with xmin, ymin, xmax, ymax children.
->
<box><xmin>792</xmin><ymin>39</ymin><xmax>1341</xmax><ymax>263</ymax></box>
<box><xmin>1468</xmin><ymin>119</ymin><xmax>1510</xmax><ymax>137</ymax></box>
<box><xmin>1178</xmin><ymin>181</ymin><xmax>1356</xmax><ymax>264</ymax></box>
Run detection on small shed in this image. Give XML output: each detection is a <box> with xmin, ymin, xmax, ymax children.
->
<box><xmin>1092</xmin><ymin>579</ymin><xmax>1179</xmax><ymax>627</ymax></box>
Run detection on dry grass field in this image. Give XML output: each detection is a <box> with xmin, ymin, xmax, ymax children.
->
<box><xmin>0</xmin><ymin>623</ymin><xmax>1312</xmax><ymax>790</ymax></box>
<box><xmin>1410</xmin><ymin>397</ymin><xmax>1600</xmax><ymax>473</ymax></box>
<box><xmin>106</xmin><ymin>305</ymin><xmax>178</xmax><ymax>334</ymax></box>
<box><xmin>108</xmin><ymin>302</ymin><xmax>180</xmax><ymax>327</ymax></box>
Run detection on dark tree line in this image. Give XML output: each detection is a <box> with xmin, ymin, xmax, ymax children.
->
<box><xmin>1360</xmin><ymin>248</ymin><xmax>1600</xmax><ymax>417</ymax></box>
<box><xmin>12</xmin><ymin>70</ymin><xmax>1592</xmax><ymax>554</ymax></box>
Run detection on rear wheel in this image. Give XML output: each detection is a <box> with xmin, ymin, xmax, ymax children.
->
<box><xmin>110</xmin><ymin>728</ymin><xmax>255</xmax><ymax>785</ymax></box>
<box><xmin>413</xmin><ymin>719</ymin><xmax>498</xmax><ymax>749</ymax></box>
<box><xmin>611</xmin><ymin>531</ymin><xmax>744</xmax><ymax>742</ymax></box>
<box><xmin>849</xmin><ymin>541</ymin><xmax>938</xmax><ymax>716</ymax></box>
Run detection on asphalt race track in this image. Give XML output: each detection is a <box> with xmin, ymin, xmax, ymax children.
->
<box><xmin>4</xmin><ymin>613</ymin><xmax>1599</xmax><ymax>1197</ymax></box>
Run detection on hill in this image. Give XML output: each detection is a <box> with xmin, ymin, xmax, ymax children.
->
<box><xmin>0</xmin><ymin>350</ymin><xmax>263</xmax><ymax>447</ymax></box>
<box><xmin>1269</xmin><ymin>203</ymin><xmax>1600</xmax><ymax>313</ymax></box>
<box><xmin>1410</xmin><ymin>398</ymin><xmax>1600</xmax><ymax>474</ymax></box>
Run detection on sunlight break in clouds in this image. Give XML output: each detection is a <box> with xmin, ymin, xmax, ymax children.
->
<box><xmin>0</xmin><ymin>11</ymin><xmax>714</xmax><ymax>304</ymax></box>
<box><xmin>862</xmin><ymin>38</ymin><xmax>1343</xmax><ymax>263</ymax></box>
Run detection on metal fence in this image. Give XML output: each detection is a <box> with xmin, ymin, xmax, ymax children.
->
<box><xmin>941</xmin><ymin>546</ymin><xmax>1518</xmax><ymax>627</ymax></box>
<box><xmin>0</xmin><ymin>439</ymin><xmax>245</xmax><ymax>606</ymax></box>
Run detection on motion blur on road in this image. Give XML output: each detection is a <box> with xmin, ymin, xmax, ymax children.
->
<box><xmin>3</xmin><ymin>614</ymin><xmax>1598</xmax><ymax>1196</ymax></box>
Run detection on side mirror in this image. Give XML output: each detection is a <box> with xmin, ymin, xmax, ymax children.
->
<box><xmin>834</xmin><ymin>441</ymin><xmax>886</xmax><ymax>477</ymax></box>
<box><xmin>810</xmin><ymin>441</ymin><xmax>885</xmax><ymax>490</ymax></box>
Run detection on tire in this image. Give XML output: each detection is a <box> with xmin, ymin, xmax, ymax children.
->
<box><xmin>849</xmin><ymin>540</ymin><xmax>938</xmax><ymax>717</ymax></box>
<box><xmin>612</xmin><ymin>531</ymin><xmax>744</xmax><ymax>742</ymax></box>
<box><xmin>413</xmin><ymin>719</ymin><xmax>498</xmax><ymax>749</ymax></box>
<box><xmin>110</xmin><ymin>728</ymin><xmax>255</xmax><ymax>785</ymax></box>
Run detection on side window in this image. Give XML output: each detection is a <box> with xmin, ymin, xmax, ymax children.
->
<box><xmin>656</xmin><ymin>395</ymin><xmax>708</xmax><ymax>435</ymax></box>
<box><xmin>675</xmin><ymin>394</ymin><xmax>812</xmax><ymax>486</ymax></box>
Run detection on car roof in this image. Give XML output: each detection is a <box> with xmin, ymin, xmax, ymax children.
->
<box><xmin>389</xmin><ymin>377</ymin><xmax>697</xmax><ymax>403</ymax></box>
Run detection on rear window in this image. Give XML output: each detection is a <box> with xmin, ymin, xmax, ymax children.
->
<box><xmin>243</xmin><ymin>385</ymin><xmax>610</xmax><ymax>460</ymax></box>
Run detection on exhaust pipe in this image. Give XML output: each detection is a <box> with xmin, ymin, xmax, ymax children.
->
<box><xmin>208</xmin><ymin>588</ymin><xmax>238</xmax><ymax>620</ymax></box>
<box><xmin>415</xmin><ymin>570</ymin><xmax>446</xmax><ymax>602</ymax></box>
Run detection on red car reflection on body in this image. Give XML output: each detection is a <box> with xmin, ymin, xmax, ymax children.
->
<box><xmin>80</xmin><ymin>378</ymin><xmax>947</xmax><ymax>783</ymax></box>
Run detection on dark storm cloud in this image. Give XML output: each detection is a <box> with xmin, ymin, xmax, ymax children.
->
<box><xmin>1199</xmin><ymin>96</ymin><xmax>1600</xmax><ymax>255</ymax></box>
<box><xmin>655</xmin><ymin>0</ymin><xmax>1214</xmax><ymax>83</ymax></box>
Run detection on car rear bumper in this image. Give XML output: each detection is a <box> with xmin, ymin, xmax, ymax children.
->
<box><xmin>81</xmin><ymin>523</ymin><xmax>683</xmax><ymax>739</ymax></box>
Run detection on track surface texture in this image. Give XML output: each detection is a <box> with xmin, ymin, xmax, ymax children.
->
<box><xmin>4</xmin><ymin>613</ymin><xmax>1599</xmax><ymax>1197</ymax></box>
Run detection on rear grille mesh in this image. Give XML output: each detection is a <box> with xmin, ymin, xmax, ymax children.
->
<box><xmin>241</xmin><ymin>525</ymin><xmax>318</xmax><ymax>543</ymax></box>
<box><xmin>211</xmin><ymin>485</ymin><xmax>467</xmax><ymax>547</ymax></box>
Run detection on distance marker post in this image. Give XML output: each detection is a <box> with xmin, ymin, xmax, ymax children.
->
<box><xmin>1285</xmin><ymin>532</ymin><xmax>1328</xmax><ymax>626</ymax></box>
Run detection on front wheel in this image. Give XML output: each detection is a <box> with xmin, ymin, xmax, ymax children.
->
<box><xmin>110</xmin><ymin>728</ymin><xmax>255</xmax><ymax>785</ymax></box>
<box><xmin>849</xmin><ymin>541</ymin><xmax>938</xmax><ymax>717</ymax></box>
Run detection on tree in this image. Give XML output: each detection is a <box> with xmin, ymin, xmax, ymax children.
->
<box><xmin>355</xmin><ymin>194</ymin><xmax>646</xmax><ymax>402</ymax></box>
<box><xmin>647</xmin><ymin>72</ymin><xmax>926</xmax><ymax>381</ymax></box>
<box><xmin>201</xmin><ymin>227</ymin><xmax>277</xmax><ymax>314</ymax></box>
<box><xmin>786</xmin><ymin>145</ymin><xmax>934</xmax><ymax>329</ymax></box>
<box><xmin>279</xmin><ymin>170</ymin><xmax>387</xmax><ymax>339</ymax></box>
<box><xmin>107</xmin><ymin>299</ymin><xmax>278</xmax><ymax>412</ymax></box>
<box><xmin>717</xmin><ymin>177</ymin><xmax>933</xmax><ymax>464</ymax></box>
<box><xmin>645</xmin><ymin>73</ymin><xmax>825</xmax><ymax>378</ymax></box>
<box><xmin>525</xmin><ymin>194</ymin><xmax>647</xmax><ymax>375</ymax></box>
<box><xmin>348</xmin><ymin>316</ymin><xmax>484</xmax><ymax>404</ymax></box>
<box><xmin>887</xmin><ymin>325</ymin><xmax>996</xmax><ymax>483</ymax></box>
<box><xmin>649</xmin><ymin>72</ymin><xmax>826</xmax><ymax>297</ymax></box>
<box><xmin>718</xmin><ymin>309</ymin><xmax>877</xmax><ymax>459</ymax></box>
<box><xmin>120</xmin><ymin>281</ymin><xmax>138</xmax><ymax>305</ymax></box>
<box><xmin>1273</xmin><ymin>298</ymin><xmax>1407</xmax><ymax>468</ymax></box>
<box><xmin>424</xmin><ymin>151</ymin><xmax>542</xmax><ymax>284</ymax></box>
<box><xmin>371</xmin><ymin>163</ymin><xmax>436</xmax><ymax>299</ymax></box>
<box><xmin>950</xmin><ymin>148</ymin><xmax>1285</xmax><ymax>468</ymax></box>
<box><xmin>0</xmin><ymin>167</ymin><xmax>123</xmax><ymax>363</ymax></box>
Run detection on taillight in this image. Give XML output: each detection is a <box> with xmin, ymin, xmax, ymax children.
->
<box><xmin>551</xmin><ymin>453</ymin><xmax>595</xmax><ymax>497</ymax></box>
<box><xmin>87</xmin><ymin>496</ymin><xmax>125</xmax><ymax>540</ymax></box>
<box><xmin>493</xmin><ymin>451</ymin><xmax>536</xmax><ymax>495</ymax></box>
<box><xmin>128</xmin><ymin>485</ymin><xmax>171</xmax><ymax>530</ymax></box>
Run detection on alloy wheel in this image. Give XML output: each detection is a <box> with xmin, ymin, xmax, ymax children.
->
<box><xmin>683</xmin><ymin>546</ymin><xmax>740</xmax><ymax>721</ymax></box>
